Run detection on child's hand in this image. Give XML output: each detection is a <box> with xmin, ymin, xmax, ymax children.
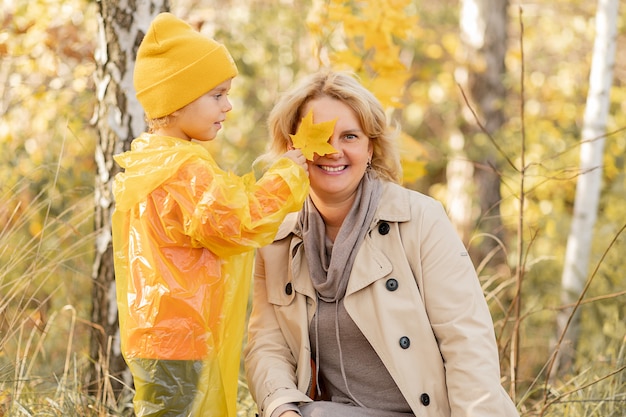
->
<box><xmin>283</xmin><ymin>149</ymin><xmax>309</xmax><ymax>176</ymax></box>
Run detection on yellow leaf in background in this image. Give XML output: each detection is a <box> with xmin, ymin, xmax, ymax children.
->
<box><xmin>365</xmin><ymin>74</ymin><xmax>410</xmax><ymax>109</ymax></box>
<box><xmin>331</xmin><ymin>49</ymin><xmax>363</xmax><ymax>69</ymax></box>
<box><xmin>399</xmin><ymin>131</ymin><xmax>428</xmax><ymax>184</ymax></box>
<box><xmin>290</xmin><ymin>110</ymin><xmax>338</xmax><ymax>160</ymax></box>
<box><xmin>401</xmin><ymin>159</ymin><xmax>428</xmax><ymax>184</ymax></box>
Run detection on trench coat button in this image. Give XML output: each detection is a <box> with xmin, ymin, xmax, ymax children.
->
<box><xmin>385</xmin><ymin>278</ymin><xmax>398</xmax><ymax>291</ymax></box>
<box><xmin>420</xmin><ymin>393</ymin><xmax>430</xmax><ymax>406</ymax></box>
<box><xmin>399</xmin><ymin>336</ymin><xmax>410</xmax><ymax>349</ymax></box>
<box><xmin>285</xmin><ymin>282</ymin><xmax>293</xmax><ymax>295</ymax></box>
<box><xmin>378</xmin><ymin>222</ymin><xmax>390</xmax><ymax>235</ymax></box>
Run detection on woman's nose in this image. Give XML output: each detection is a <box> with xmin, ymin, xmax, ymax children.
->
<box><xmin>326</xmin><ymin>137</ymin><xmax>342</xmax><ymax>157</ymax></box>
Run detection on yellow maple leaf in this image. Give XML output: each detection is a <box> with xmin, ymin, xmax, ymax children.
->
<box><xmin>289</xmin><ymin>110</ymin><xmax>338</xmax><ymax>160</ymax></box>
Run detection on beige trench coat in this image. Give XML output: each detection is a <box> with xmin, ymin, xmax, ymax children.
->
<box><xmin>244</xmin><ymin>181</ymin><xmax>519</xmax><ymax>417</ymax></box>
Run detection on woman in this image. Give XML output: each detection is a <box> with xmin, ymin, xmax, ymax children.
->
<box><xmin>244</xmin><ymin>70</ymin><xmax>519</xmax><ymax>417</ymax></box>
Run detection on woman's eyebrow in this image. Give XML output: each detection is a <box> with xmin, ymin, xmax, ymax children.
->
<box><xmin>340</xmin><ymin>128</ymin><xmax>363</xmax><ymax>135</ymax></box>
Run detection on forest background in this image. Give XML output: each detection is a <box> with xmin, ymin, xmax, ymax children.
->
<box><xmin>0</xmin><ymin>0</ymin><xmax>625</xmax><ymax>416</ymax></box>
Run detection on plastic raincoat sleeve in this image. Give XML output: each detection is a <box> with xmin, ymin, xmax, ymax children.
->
<box><xmin>111</xmin><ymin>135</ymin><xmax>309</xmax><ymax>417</ymax></box>
<box><xmin>113</xmin><ymin>136</ymin><xmax>310</xmax><ymax>257</ymax></box>
<box><xmin>183</xmin><ymin>156</ymin><xmax>310</xmax><ymax>257</ymax></box>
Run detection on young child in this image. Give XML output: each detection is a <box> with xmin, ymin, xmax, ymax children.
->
<box><xmin>111</xmin><ymin>13</ymin><xmax>309</xmax><ymax>417</ymax></box>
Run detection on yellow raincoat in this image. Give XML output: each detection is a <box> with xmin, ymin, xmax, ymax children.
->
<box><xmin>112</xmin><ymin>133</ymin><xmax>309</xmax><ymax>416</ymax></box>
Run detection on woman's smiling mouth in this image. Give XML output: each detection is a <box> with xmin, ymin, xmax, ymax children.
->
<box><xmin>319</xmin><ymin>165</ymin><xmax>347</xmax><ymax>172</ymax></box>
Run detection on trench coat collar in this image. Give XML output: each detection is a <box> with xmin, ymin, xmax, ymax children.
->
<box><xmin>274</xmin><ymin>181</ymin><xmax>412</xmax><ymax>297</ymax></box>
<box><xmin>273</xmin><ymin>181</ymin><xmax>411</xmax><ymax>241</ymax></box>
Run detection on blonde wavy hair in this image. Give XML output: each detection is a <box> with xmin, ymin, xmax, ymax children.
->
<box><xmin>257</xmin><ymin>70</ymin><xmax>402</xmax><ymax>184</ymax></box>
<box><xmin>146</xmin><ymin>114</ymin><xmax>174</xmax><ymax>133</ymax></box>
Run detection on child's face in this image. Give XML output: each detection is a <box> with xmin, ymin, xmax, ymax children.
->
<box><xmin>166</xmin><ymin>78</ymin><xmax>233</xmax><ymax>142</ymax></box>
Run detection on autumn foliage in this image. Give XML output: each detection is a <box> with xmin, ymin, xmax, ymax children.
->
<box><xmin>0</xmin><ymin>0</ymin><xmax>625</xmax><ymax>416</ymax></box>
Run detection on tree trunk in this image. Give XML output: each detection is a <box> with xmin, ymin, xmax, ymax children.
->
<box><xmin>89</xmin><ymin>0</ymin><xmax>169</xmax><ymax>406</ymax></box>
<box><xmin>449</xmin><ymin>0</ymin><xmax>508</xmax><ymax>265</ymax></box>
<box><xmin>446</xmin><ymin>128</ymin><xmax>475</xmax><ymax>244</ymax></box>
<box><xmin>451</xmin><ymin>0</ymin><xmax>511</xmax><ymax>398</ymax></box>
<box><xmin>553</xmin><ymin>0</ymin><xmax>618</xmax><ymax>378</ymax></box>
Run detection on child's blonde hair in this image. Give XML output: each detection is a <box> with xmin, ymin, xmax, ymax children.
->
<box><xmin>146</xmin><ymin>114</ymin><xmax>174</xmax><ymax>134</ymax></box>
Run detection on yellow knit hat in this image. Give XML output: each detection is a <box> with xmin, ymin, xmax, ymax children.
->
<box><xmin>134</xmin><ymin>12</ymin><xmax>238</xmax><ymax>119</ymax></box>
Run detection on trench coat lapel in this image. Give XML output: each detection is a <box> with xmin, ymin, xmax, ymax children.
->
<box><xmin>345</xmin><ymin>232</ymin><xmax>393</xmax><ymax>296</ymax></box>
<box><xmin>345</xmin><ymin>183</ymin><xmax>410</xmax><ymax>296</ymax></box>
<box><xmin>289</xmin><ymin>234</ymin><xmax>316</xmax><ymax>300</ymax></box>
<box><xmin>278</xmin><ymin>184</ymin><xmax>410</xmax><ymax>300</ymax></box>
<box><xmin>275</xmin><ymin>212</ymin><xmax>316</xmax><ymax>301</ymax></box>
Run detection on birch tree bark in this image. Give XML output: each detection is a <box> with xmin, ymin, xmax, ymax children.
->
<box><xmin>90</xmin><ymin>0</ymin><xmax>168</xmax><ymax>404</ymax></box>
<box><xmin>553</xmin><ymin>0</ymin><xmax>619</xmax><ymax>377</ymax></box>
<box><xmin>449</xmin><ymin>0</ymin><xmax>508</xmax><ymax>264</ymax></box>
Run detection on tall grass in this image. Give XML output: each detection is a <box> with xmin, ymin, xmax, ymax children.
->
<box><xmin>0</xmin><ymin>166</ymin><xmax>101</xmax><ymax>415</ymax></box>
<box><xmin>2</xmin><ymin>172</ymin><xmax>623</xmax><ymax>417</ymax></box>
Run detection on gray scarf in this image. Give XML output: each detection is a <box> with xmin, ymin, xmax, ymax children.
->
<box><xmin>299</xmin><ymin>170</ymin><xmax>382</xmax><ymax>302</ymax></box>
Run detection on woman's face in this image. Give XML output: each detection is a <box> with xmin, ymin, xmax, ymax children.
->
<box><xmin>301</xmin><ymin>96</ymin><xmax>373</xmax><ymax>205</ymax></box>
